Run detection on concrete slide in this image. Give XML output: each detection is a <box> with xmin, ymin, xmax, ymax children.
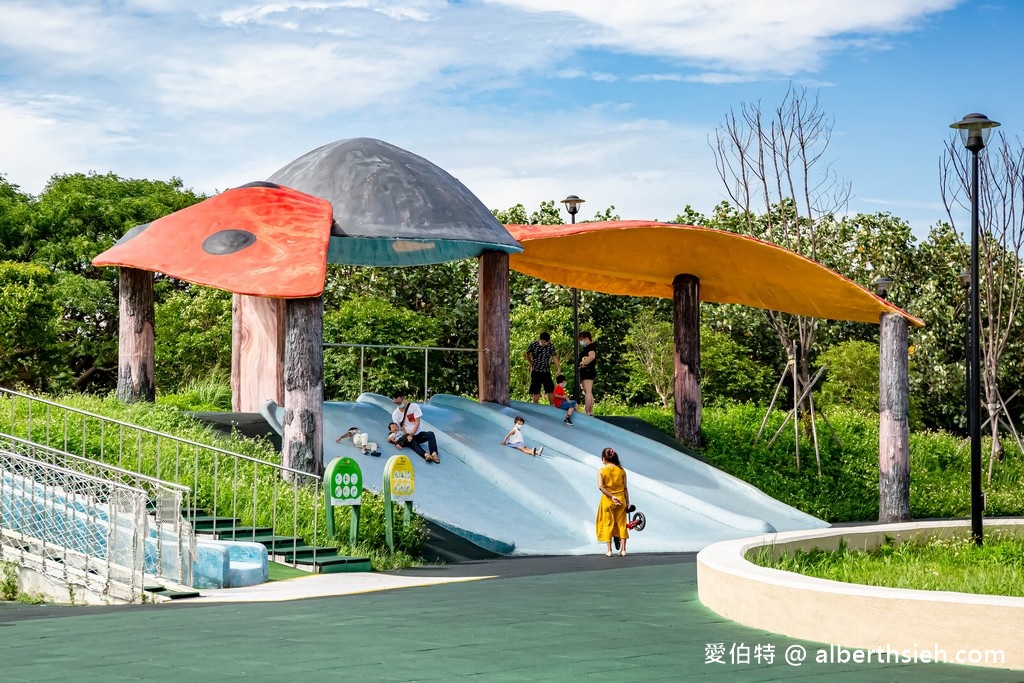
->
<box><xmin>263</xmin><ymin>394</ymin><xmax>828</xmax><ymax>556</ymax></box>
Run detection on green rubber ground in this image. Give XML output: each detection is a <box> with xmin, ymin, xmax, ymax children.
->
<box><xmin>0</xmin><ymin>557</ymin><xmax>1019</xmax><ymax>681</ymax></box>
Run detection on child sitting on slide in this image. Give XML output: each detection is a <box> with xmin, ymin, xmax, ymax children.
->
<box><xmin>501</xmin><ymin>416</ymin><xmax>544</xmax><ymax>457</ymax></box>
<box><xmin>335</xmin><ymin>427</ymin><xmax>381</xmax><ymax>457</ymax></box>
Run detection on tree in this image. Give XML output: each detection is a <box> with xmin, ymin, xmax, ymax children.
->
<box><xmin>941</xmin><ymin>133</ymin><xmax>1024</xmax><ymax>478</ymax></box>
<box><xmin>322</xmin><ymin>295</ymin><xmax>442</xmax><ymax>400</ymax></box>
<box><xmin>816</xmin><ymin>341</ymin><xmax>880</xmax><ymax>415</ymax></box>
<box><xmin>154</xmin><ymin>285</ymin><xmax>233</xmax><ymax>392</ymax></box>
<box><xmin>0</xmin><ymin>262</ymin><xmax>68</xmax><ymax>391</ymax></box>
<box><xmin>24</xmin><ymin>173</ymin><xmax>205</xmax><ymax>391</ymax></box>
<box><xmin>700</xmin><ymin>327</ymin><xmax>775</xmax><ymax>407</ymax></box>
<box><xmin>711</xmin><ymin>85</ymin><xmax>851</xmax><ymax>471</ymax></box>
<box><xmin>623</xmin><ymin>309</ymin><xmax>674</xmax><ymax>407</ymax></box>
<box><xmin>712</xmin><ymin>86</ymin><xmax>851</xmax><ymax>402</ymax></box>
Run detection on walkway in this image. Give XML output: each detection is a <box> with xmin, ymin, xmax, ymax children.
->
<box><xmin>0</xmin><ymin>555</ymin><xmax>1018</xmax><ymax>681</ymax></box>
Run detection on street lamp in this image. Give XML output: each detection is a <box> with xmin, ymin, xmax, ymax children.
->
<box><xmin>561</xmin><ymin>194</ymin><xmax>585</xmax><ymax>402</ymax></box>
<box><xmin>871</xmin><ymin>276</ymin><xmax>893</xmax><ymax>299</ymax></box>
<box><xmin>950</xmin><ymin>112</ymin><xmax>1000</xmax><ymax>546</ymax></box>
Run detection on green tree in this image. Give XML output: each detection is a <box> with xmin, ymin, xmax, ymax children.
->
<box><xmin>0</xmin><ymin>262</ymin><xmax>68</xmax><ymax>390</ymax></box>
<box><xmin>154</xmin><ymin>285</ymin><xmax>233</xmax><ymax>392</ymax></box>
<box><xmin>942</xmin><ymin>132</ymin><xmax>1024</xmax><ymax>475</ymax></box>
<box><xmin>816</xmin><ymin>341</ymin><xmax>880</xmax><ymax>414</ymax></box>
<box><xmin>322</xmin><ymin>296</ymin><xmax>442</xmax><ymax>400</ymax></box>
<box><xmin>19</xmin><ymin>172</ymin><xmax>205</xmax><ymax>391</ymax></box>
<box><xmin>700</xmin><ymin>326</ymin><xmax>775</xmax><ymax>407</ymax></box>
<box><xmin>622</xmin><ymin>309</ymin><xmax>674</xmax><ymax>407</ymax></box>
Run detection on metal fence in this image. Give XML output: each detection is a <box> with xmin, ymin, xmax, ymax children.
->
<box><xmin>323</xmin><ymin>342</ymin><xmax>478</xmax><ymax>400</ymax></box>
<box><xmin>0</xmin><ymin>446</ymin><xmax>148</xmax><ymax>603</ymax></box>
<box><xmin>0</xmin><ymin>388</ymin><xmax>324</xmax><ymax>567</ymax></box>
<box><xmin>0</xmin><ymin>433</ymin><xmax>195</xmax><ymax>586</ymax></box>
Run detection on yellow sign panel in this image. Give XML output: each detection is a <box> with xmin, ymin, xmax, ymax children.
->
<box><xmin>384</xmin><ymin>454</ymin><xmax>415</xmax><ymax>502</ymax></box>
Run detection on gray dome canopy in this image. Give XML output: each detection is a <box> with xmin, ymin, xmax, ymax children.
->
<box><xmin>268</xmin><ymin>137</ymin><xmax>522</xmax><ymax>267</ymax></box>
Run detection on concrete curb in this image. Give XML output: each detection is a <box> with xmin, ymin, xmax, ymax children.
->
<box><xmin>697</xmin><ymin>519</ymin><xmax>1024</xmax><ymax>670</ymax></box>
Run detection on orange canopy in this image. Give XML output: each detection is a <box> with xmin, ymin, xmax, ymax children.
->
<box><xmin>93</xmin><ymin>183</ymin><xmax>333</xmax><ymax>298</ymax></box>
<box><xmin>506</xmin><ymin>221</ymin><xmax>923</xmax><ymax>327</ymax></box>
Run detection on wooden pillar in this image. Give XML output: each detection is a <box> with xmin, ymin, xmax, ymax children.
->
<box><xmin>478</xmin><ymin>250</ymin><xmax>510</xmax><ymax>405</ymax></box>
<box><xmin>116</xmin><ymin>267</ymin><xmax>155</xmax><ymax>403</ymax></box>
<box><xmin>673</xmin><ymin>274</ymin><xmax>704</xmax><ymax>448</ymax></box>
<box><xmin>879</xmin><ymin>311</ymin><xmax>910</xmax><ymax>523</ymax></box>
<box><xmin>231</xmin><ymin>294</ymin><xmax>285</xmax><ymax>412</ymax></box>
<box><xmin>282</xmin><ymin>296</ymin><xmax>324</xmax><ymax>477</ymax></box>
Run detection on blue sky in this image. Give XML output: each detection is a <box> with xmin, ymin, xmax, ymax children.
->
<box><xmin>1</xmin><ymin>1</ymin><xmax>1021</xmax><ymax>236</ymax></box>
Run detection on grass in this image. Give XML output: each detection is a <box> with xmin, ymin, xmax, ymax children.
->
<box><xmin>752</xmin><ymin>533</ymin><xmax>1024</xmax><ymax>597</ymax></box>
<box><xmin>267</xmin><ymin>562</ymin><xmax>312</xmax><ymax>582</ymax></box>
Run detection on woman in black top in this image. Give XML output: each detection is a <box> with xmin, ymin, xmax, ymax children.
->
<box><xmin>577</xmin><ymin>330</ymin><xmax>597</xmax><ymax>415</ymax></box>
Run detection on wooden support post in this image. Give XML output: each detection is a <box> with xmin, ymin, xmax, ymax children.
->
<box><xmin>231</xmin><ymin>294</ymin><xmax>285</xmax><ymax>412</ymax></box>
<box><xmin>879</xmin><ymin>311</ymin><xmax>910</xmax><ymax>523</ymax></box>
<box><xmin>116</xmin><ymin>267</ymin><xmax>155</xmax><ymax>403</ymax></box>
<box><xmin>478</xmin><ymin>250</ymin><xmax>510</xmax><ymax>405</ymax></box>
<box><xmin>283</xmin><ymin>296</ymin><xmax>324</xmax><ymax>477</ymax></box>
<box><xmin>673</xmin><ymin>274</ymin><xmax>704</xmax><ymax>448</ymax></box>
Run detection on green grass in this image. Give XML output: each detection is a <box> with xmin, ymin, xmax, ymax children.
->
<box><xmin>752</xmin><ymin>533</ymin><xmax>1024</xmax><ymax>597</ymax></box>
<box><xmin>267</xmin><ymin>562</ymin><xmax>313</xmax><ymax>582</ymax></box>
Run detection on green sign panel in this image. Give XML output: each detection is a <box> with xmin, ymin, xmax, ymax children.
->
<box><xmin>324</xmin><ymin>457</ymin><xmax>363</xmax><ymax>506</ymax></box>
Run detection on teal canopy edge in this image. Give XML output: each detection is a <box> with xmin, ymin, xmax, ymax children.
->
<box><xmin>327</xmin><ymin>236</ymin><xmax>523</xmax><ymax>267</ymax></box>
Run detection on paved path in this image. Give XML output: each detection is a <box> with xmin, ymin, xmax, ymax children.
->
<box><xmin>0</xmin><ymin>555</ymin><xmax>1020</xmax><ymax>681</ymax></box>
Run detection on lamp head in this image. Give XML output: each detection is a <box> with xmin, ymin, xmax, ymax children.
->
<box><xmin>871</xmin><ymin>276</ymin><xmax>894</xmax><ymax>299</ymax></box>
<box><xmin>959</xmin><ymin>269</ymin><xmax>972</xmax><ymax>288</ymax></box>
<box><xmin>950</xmin><ymin>113</ymin><xmax>1000</xmax><ymax>153</ymax></box>
<box><xmin>560</xmin><ymin>194</ymin><xmax>585</xmax><ymax>216</ymax></box>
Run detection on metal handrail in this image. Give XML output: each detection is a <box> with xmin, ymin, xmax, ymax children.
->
<box><xmin>323</xmin><ymin>341</ymin><xmax>477</xmax><ymax>399</ymax></box>
<box><xmin>0</xmin><ymin>387</ymin><xmax>324</xmax><ymax>569</ymax></box>
<box><xmin>1</xmin><ymin>447</ymin><xmax>150</xmax><ymax>602</ymax></box>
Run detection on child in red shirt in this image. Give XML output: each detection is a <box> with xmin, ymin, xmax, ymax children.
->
<box><xmin>552</xmin><ymin>374</ymin><xmax>577</xmax><ymax>425</ymax></box>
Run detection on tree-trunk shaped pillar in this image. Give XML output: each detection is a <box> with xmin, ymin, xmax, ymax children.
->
<box><xmin>283</xmin><ymin>296</ymin><xmax>324</xmax><ymax>477</ymax></box>
<box><xmin>879</xmin><ymin>311</ymin><xmax>910</xmax><ymax>522</ymax></box>
<box><xmin>116</xmin><ymin>267</ymin><xmax>155</xmax><ymax>403</ymax></box>
<box><xmin>231</xmin><ymin>294</ymin><xmax>285</xmax><ymax>412</ymax></box>
<box><xmin>673</xmin><ymin>274</ymin><xmax>704</xmax><ymax>448</ymax></box>
<box><xmin>478</xmin><ymin>250</ymin><xmax>510</xmax><ymax>405</ymax></box>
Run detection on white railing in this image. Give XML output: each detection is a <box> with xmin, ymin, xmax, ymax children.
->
<box><xmin>0</xmin><ymin>433</ymin><xmax>195</xmax><ymax>586</ymax></box>
<box><xmin>0</xmin><ymin>448</ymin><xmax>148</xmax><ymax>603</ymax></box>
<box><xmin>0</xmin><ymin>388</ymin><xmax>323</xmax><ymax>566</ymax></box>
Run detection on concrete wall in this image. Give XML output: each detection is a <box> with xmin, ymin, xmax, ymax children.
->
<box><xmin>697</xmin><ymin>520</ymin><xmax>1024</xmax><ymax>670</ymax></box>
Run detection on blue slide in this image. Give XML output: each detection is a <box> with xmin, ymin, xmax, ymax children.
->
<box><xmin>264</xmin><ymin>394</ymin><xmax>827</xmax><ymax>556</ymax></box>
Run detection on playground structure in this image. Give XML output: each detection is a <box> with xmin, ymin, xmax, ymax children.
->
<box><xmin>266</xmin><ymin>393</ymin><xmax>828</xmax><ymax>555</ymax></box>
<box><xmin>91</xmin><ymin>136</ymin><xmax>922</xmax><ymax>485</ymax></box>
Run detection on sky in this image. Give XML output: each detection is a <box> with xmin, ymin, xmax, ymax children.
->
<box><xmin>1</xmin><ymin>0</ymin><xmax>1022</xmax><ymax>236</ymax></box>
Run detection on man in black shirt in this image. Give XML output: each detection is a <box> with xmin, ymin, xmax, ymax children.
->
<box><xmin>524</xmin><ymin>332</ymin><xmax>562</xmax><ymax>404</ymax></box>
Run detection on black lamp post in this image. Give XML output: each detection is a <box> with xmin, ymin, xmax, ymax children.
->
<box><xmin>561</xmin><ymin>194</ymin><xmax>585</xmax><ymax>402</ymax></box>
<box><xmin>959</xmin><ymin>270</ymin><xmax>972</xmax><ymax>423</ymax></box>
<box><xmin>950</xmin><ymin>112</ymin><xmax>1000</xmax><ymax>546</ymax></box>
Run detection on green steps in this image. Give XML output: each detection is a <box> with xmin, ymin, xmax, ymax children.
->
<box><xmin>290</xmin><ymin>555</ymin><xmax>372</xmax><ymax>574</ymax></box>
<box><xmin>269</xmin><ymin>545</ymin><xmax>342</xmax><ymax>561</ymax></box>
<box><xmin>183</xmin><ymin>509</ymin><xmax>369</xmax><ymax>574</ymax></box>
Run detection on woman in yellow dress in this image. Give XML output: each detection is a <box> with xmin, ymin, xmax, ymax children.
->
<box><xmin>595</xmin><ymin>447</ymin><xmax>629</xmax><ymax>556</ymax></box>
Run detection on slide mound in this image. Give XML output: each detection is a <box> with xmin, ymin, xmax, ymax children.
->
<box><xmin>263</xmin><ymin>394</ymin><xmax>827</xmax><ymax>555</ymax></box>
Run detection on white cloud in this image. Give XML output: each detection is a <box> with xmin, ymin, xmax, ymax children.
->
<box><xmin>485</xmin><ymin>0</ymin><xmax>959</xmax><ymax>76</ymax></box>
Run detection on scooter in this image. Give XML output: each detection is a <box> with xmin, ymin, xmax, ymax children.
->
<box><xmin>613</xmin><ymin>504</ymin><xmax>646</xmax><ymax>550</ymax></box>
